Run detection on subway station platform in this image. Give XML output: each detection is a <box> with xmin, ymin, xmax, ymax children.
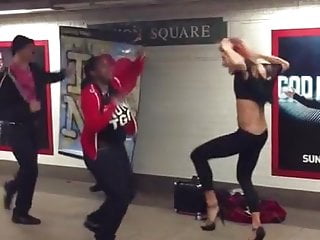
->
<box><xmin>0</xmin><ymin>174</ymin><xmax>319</xmax><ymax>240</ymax></box>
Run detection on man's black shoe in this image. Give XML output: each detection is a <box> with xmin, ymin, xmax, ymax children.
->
<box><xmin>89</xmin><ymin>184</ymin><xmax>102</xmax><ymax>193</ymax></box>
<box><xmin>84</xmin><ymin>219</ymin><xmax>101</xmax><ymax>232</ymax></box>
<box><xmin>12</xmin><ymin>214</ymin><xmax>41</xmax><ymax>225</ymax></box>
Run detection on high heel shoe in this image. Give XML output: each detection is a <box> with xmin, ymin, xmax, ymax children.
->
<box><xmin>201</xmin><ymin>205</ymin><xmax>225</xmax><ymax>231</ymax></box>
<box><xmin>252</xmin><ymin>226</ymin><xmax>266</xmax><ymax>240</ymax></box>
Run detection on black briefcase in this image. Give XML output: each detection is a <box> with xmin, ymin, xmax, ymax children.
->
<box><xmin>174</xmin><ymin>176</ymin><xmax>206</xmax><ymax>219</ymax></box>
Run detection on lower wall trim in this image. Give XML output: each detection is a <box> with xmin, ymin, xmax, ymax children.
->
<box><xmin>0</xmin><ymin>159</ymin><xmax>93</xmax><ymax>182</ymax></box>
<box><xmin>0</xmin><ymin>159</ymin><xmax>319</xmax><ymax>210</ymax></box>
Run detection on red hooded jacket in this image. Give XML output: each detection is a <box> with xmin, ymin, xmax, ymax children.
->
<box><xmin>80</xmin><ymin>56</ymin><xmax>144</xmax><ymax>160</ymax></box>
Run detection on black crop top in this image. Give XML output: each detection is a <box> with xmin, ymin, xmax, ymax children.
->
<box><xmin>234</xmin><ymin>64</ymin><xmax>282</xmax><ymax>104</ymax></box>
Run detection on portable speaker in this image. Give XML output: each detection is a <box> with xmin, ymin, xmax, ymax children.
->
<box><xmin>174</xmin><ymin>176</ymin><xmax>206</xmax><ymax>220</ymax></box>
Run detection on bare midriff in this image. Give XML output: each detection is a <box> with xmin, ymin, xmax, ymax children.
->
<box><xmin>236</xmin><ymin>99</ymin><xmax>267</xmax><ymax>135</ymax></box>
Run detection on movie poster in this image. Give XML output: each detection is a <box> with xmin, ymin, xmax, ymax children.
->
<box><xmin>272</xmin><ymin>28</ymin><xmax>320</xmax><ymax>179</ymax></box>
<box><xmin>0</xmin><ymin>41</ymin><xmax>53</xmax><ymax>155</ymax></box>
<box><xmin>59</xmin><ymin>27</ymin><xmax>141</xmax><ymax>160</ymax></box>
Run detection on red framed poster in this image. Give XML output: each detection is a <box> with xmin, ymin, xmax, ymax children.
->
<box><xmin>272</xmin><ymin>28</ymin><xmax>320</xmax><ymax>179</ymax></box>
<box><xmin>0</xmin><ymin>40</ymin><xmax>53</xmax><ymax>155</ymax></box>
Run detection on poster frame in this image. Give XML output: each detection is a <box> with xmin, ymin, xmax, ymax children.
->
<box><xmin>272</xmin><ymin>28</ymin><xmax>320</xmax><ymax>179</ymax></box>
<box><xmin>0</xmin><ymin>40</ymin><xmax>54</xmax><ymax>155</ymax></box>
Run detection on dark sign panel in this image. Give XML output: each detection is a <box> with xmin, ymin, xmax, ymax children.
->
<box><xmin>60</xmin><ymin>26</ymin><xmax>137</xmax><ymax>43</ymax></box>
<box><xmin>272</xmin><ymin>28</ymin><xmax>320</xmax><ymax>179</ymax></box>
<box><xmin>91</xmin><ymin>17</ymin><xmax>227</xmax><ymax>46</ymax></box>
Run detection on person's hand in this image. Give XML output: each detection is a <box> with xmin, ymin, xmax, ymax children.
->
<box><xmin>285</xmin><ymin>88</ymin><xmax>296</xmax><ymax>98</ymax></box>
<box><xmin>112</xmin><ymin>94</ymin><xmax>126</xmax><ymax>105</ymax></box>
<box><xmin>65</xmin><ymin>61</ymin><xmax>76</xmax><ymax>79</ymax></box>
<box><xmin>229</xmin><ymin>37</ymin><xmax>245</xmax><ymax>46</ymax></box>
<box><xmin>256</xmin><ymin>64</ymin><xmax>267</xmax><ymax>79</ymax></box>
<box><xmin>136</xmin><ymin>48</ymin><xmax>145</xmax><ymax>59</ymax></box>
<box><xmin>230</xmin><ymin>38</ymin><xmax>255</xmax><ymax>59</ymax></box>
<box><xmin>220</xmin><ymin>38</ymin><xmax>233</xmax><ymax>50</ymax></box>
<box><xmin>29</xmin><ymin>100</ymin><xmax>41</xmax><ymax>113</ymax></box>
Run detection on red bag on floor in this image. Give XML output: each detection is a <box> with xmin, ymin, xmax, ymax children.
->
<box><xmin>260</xmin><ymin>200</ymin><xmax>287</xmax><ymax>223</ymax></box>
<box><xmin>219</xmin><ymin>192</ymin><xmax>287</xmax><ymax>224</ymax></box>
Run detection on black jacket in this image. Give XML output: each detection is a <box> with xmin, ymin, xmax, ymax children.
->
<box><xmin>0</xmin><ymin>63</ymin><xmax>65</xmax><ymax>123</ymax></box>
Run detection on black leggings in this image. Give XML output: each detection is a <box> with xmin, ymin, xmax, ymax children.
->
<box><xmin>191</xmin><ymin>128</ymin><xmax>268</xmax><ymax>212</ymax></box>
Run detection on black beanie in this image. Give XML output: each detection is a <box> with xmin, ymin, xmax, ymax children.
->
<box><xmin>11</xmin><ymin>35</ymin><xmax>34</xmax><ymax>56</ymax></box>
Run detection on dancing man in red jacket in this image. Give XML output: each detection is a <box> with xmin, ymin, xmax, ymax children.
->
<box><xmin>81</xmin><ymin>53</ymin><xmax>144</xmax><ymax>240</ymax></box>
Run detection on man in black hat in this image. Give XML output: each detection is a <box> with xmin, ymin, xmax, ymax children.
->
<box><xmin>0</xmin><ymin>35</ymin><xmax>72</xmax><ymax>225</ymax></box>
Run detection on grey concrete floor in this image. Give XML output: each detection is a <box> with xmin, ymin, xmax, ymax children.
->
<box><xmin>0</xmin><ymin>175</ymin><xmax>320</xmax><ymax>240</ymax></box>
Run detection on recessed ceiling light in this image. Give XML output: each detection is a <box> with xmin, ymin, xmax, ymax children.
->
<box><xmin>0</xmin><ymin>8</ymin><xmax>54</xmax><ymax>16</ymax></box>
